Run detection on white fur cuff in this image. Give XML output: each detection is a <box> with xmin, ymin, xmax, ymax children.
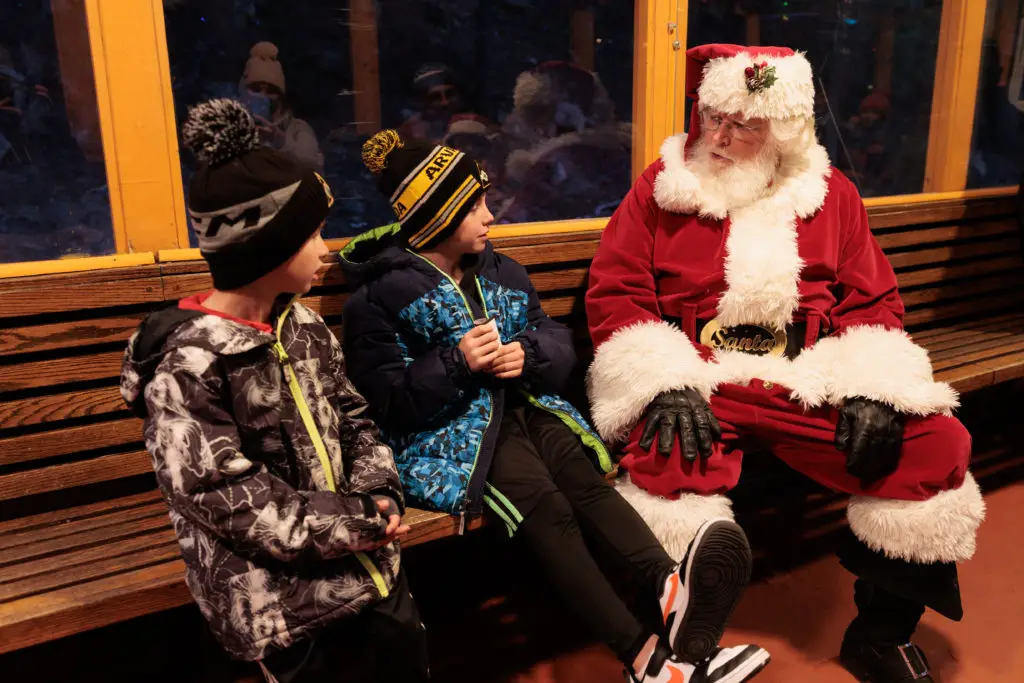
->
<box><xmin>798</xmin><ymin>325</ymin><xmax>959</xmax><ymax>416</ymax></box>
<box><xmin>847</xmin><ymin>471</ymin><xmax>985</xmax><ymax>564</ymax></box>
<box><xmin>615</xmin><ymin>474</ymin><xmax>735</xmax><ymax>563</ymax></box>
<box><xmin>586</xmin><ymin>321</ymin><xmax>715</xmax><ymax>443</ymax></box>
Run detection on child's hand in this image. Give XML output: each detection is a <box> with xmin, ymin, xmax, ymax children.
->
<box><xmin>458</xmin><ymin>324</ymin><xmax>501</xmax><ymax>372</ymax></box>
<box><xmin>353</xmin><ymin>499</ymin><xmax>411</xmax><ymax>551</ymax></box>
<box><xmin>491</xmin><ymin>341</ymin><xmax>525</xmax><ymax>379</ymax></box>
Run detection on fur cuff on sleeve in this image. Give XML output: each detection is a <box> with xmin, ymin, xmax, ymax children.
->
<box><xmin>586</xmin><ymin>321</ymin><xmax>714</xmax><ymax>442</ymax></box>
<box><xmin>800</xmin><ymin>325</ymin><xmax>958</xmax><ymax>416</ymax></box>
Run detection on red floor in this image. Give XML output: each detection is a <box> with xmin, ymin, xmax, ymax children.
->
<box><xmin>500</xmin><ymin>479</ymin><xmax>1024</xmax><ymax>683</ymax></box>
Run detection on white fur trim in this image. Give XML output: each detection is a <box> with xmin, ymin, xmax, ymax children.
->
<box><xmin>653</xmin><ymin>137</ymin><xmax>831</xmax><ymax>328</ymax></box>
<box><xmin>798</xmin><ymin>325</ymin><xmax>959</xmax><ymax>416</ymax></box>
<box><xmin>513</xmin><ymin>70</ymin><xmax>550</xmax><ymax>111</ymax></box>
<box><xmin>586</xmin><ymin>321</ymin><xmax>714</xmax><ymax>443</ymax></box>
<box><xmin>847</xmin><ymin>472</ymin><xmax>985</xmax><ymax>564</ymax></box>
<box><xmin>615</xmin><ymin>473</ymin><xmax>735</xmax><ymax>563</ymax></box>
<box><xmin>699</xmin><ymin>52</ymin><xmax>815</xmax><ymax>121</ymax></box>
<box><xmin>652</xmin><ymin>136</ymin><xmax>708</xmax><ymax>216</ymax></box>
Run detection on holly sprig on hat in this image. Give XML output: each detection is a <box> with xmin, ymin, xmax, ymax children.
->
<box><xmin>744</xmin><ymin>61</ymin><xmax>777</xmax><ymax>94</ymax></box>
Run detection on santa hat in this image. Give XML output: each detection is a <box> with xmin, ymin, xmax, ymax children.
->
<box><xmin>243</xmin><ymin>42</ymin><xmax>286</xmax><ymax>95</ymax></box>
<box><xmin>684</xmin><ymin>44</ymin><xmax>814</xmax><ymax>149</ymax></box>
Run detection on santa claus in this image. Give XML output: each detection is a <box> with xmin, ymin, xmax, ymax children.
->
<box><xmin>586</xmin><ymin>44</ymin><xmax>986</xmax><ymax>683</ymax></box>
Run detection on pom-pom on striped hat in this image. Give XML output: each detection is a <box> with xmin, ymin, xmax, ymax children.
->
<box><xmin>362</xmin><ymin>129</ymin><xmax>489</xmax><ymax>252</ymax></box>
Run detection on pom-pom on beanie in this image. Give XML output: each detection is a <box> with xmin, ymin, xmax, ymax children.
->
<box><xmin>182</xmin><ymin>98</ymin><xmax>333</xmax><ymax>290</ymax></box>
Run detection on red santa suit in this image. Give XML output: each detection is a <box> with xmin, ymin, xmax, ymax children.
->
<box><xmin>585</xmin><ymin>45</ymin><xmax>985</xmax><ymax>568</ymax></box>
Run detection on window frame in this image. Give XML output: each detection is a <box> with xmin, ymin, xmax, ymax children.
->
<box><xmin>0</xmin><ymin>0</ymin><xmax>1016</xmax><ymax>278</ymax></box>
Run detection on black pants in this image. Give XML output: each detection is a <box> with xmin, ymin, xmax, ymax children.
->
<box><xmin>486</xmin><ymin>406</ymin><xmax>677</xmax><ymax>662</ymax></box>
<box><xmin>259</xmin><ymin>570</ymin><xmax>429</xmax><ymax>683</ymax></box>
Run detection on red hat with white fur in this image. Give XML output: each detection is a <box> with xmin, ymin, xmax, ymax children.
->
<box><xmin>684</xmin><ymin>44</ymin><xmax>815</xmax><ymax>149</ymax></box>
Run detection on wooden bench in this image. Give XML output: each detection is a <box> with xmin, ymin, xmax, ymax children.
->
<box><xmin>1</xmin><ymin>192</ymin><xmax>1020</xmax><ymax>655</ymax></box>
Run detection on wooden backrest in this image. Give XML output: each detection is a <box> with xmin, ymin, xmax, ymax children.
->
<box><xmin>1</xmin><ymin>194</ymin><xmax>1018</xmax><ymax>521</ymax></box>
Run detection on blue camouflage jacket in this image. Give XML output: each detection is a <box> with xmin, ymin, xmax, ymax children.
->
<box><xmin>339</xmin><ymin>224</ymin><xmax>611</xmax><ymax>525</ymax></box>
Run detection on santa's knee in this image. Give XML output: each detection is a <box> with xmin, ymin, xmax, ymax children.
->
<box><xmin>909</xmin><ymin>414</ymin><xmax>972</xmax><ymax>480</ymax></box>
<box><xmin>846</xmin><ymin>468</ymin><xmax>985</xmax><ymax>568</ymax></box>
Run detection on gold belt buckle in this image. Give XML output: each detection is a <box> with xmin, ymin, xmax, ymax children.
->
<box><xmin>699</xmin><ymin>318</ymin><xmax>788</xmax><ymax>357</ymax></box>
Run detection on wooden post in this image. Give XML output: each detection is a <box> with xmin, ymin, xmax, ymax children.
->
<box><xmin>874</xmin><ymin>13</ymin><xmax>895</xmax><ymax>96</ymax></box>
<box><xmin>923</xmin><ymin>0</ymin><xmax>988</xmax><ymax>192</ymax></box>
<box><xmin>633</xmin><ymin>0</ymin><xmax>685</xmax><ymax>181</ymax></box>
<box><xmin>571</xmin><ymin>9</ymin><xmax>596</xmax><ymax>71</ymax></box>
<box><xmin>745</xmin><ymin>12</ymin><xmax>760</xmax><ymax>47</ymax></box>
<box><xmin>349</xmin><ymin>0</ymin><xmax>381</xmax><ymax>135</ymax></box>
<box><xmin>996</xmin><ymin>0</ymin><xmax>1021</xmax><ymax>85</ymax></box>
<box><xmin>50</xmin><ymin>0</ymin><xmax>103</xmax><ymax>163</ymax></box>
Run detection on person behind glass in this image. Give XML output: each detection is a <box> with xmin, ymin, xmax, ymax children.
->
<box><xmin>119</xmin><ymin>100</ymin><xmax>427</xmax><ymax>683</ymax></box>
<box><xmin>338</xmin><ymin>129</ymin><xmax>771</xmax><ymax>683</ymax></box>
<box><xmin>398</xmin><ymin>62</ymin><xmax>463</xmax><ymax>144</ymax></box>
<box><xmin>240</xmin><ymin>41</ymin><xmax>324</xmax><ymax>172</ymax></box>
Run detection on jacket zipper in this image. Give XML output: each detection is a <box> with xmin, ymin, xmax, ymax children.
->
<box><xmin>407</xmin><ymin>250</ymin><xmax>495</xmax><ymax>522</ymax></box>
<box><xmin>520</xmin><ymin>392</ymin><xmax>614</xmax><ymax>473</ymax></box>
<box><xmin>272</xmin><ymin>296</ymin><xmax>390</xmax><ymax>598</ymax></box>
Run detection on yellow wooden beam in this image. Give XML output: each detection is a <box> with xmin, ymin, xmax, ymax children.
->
<box><xmin>0</xmin><ymin>253</ymin><xmax>156</xmax><ymax>280</ymax></box>
<box><xmin>923</xmin><ymin>0</ymin><xmax>988</xmax><ymax>192</ymax></box>
<box><xmin>632</xmin><ymin>0</ymin><xmax>685</xmax><ymax>181</ymax></box>
<box><xmin>85</xmin><ymin>0</ymin><xmax>186</xmax><ymax>253</ymax></box>
<box><xmin>862</xmin><ymin>185</ymin><xmax>1017</xmax><ymax>208</ymax></box>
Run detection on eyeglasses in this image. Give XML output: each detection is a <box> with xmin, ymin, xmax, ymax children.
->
<box><xmin>700</xmin><ymin>110</ymin><xmax>763</xmax><ymax>142</ymax></box>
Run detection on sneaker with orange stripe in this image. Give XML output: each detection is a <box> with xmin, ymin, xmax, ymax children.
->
<box><xmin>659</xmin><ymin>519</ymin><xmax>753</xmax><ymax>663</ymax></box>
<box><xmin>628</xmin><ymin>638</ymin><xmax>770</xmax><ymax>683</ymax></box>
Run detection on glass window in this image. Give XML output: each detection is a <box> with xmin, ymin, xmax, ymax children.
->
<box><xmin>162</xmin><ymin>0</ymin><xmax>634</xmax><ymax>241</ymax></box>
<box><xmin>686</xmin><ymin>1</ymin><xmax>943</xmax><ymax>198</ymax></box>
<box><xmin>968</xmin><ymin>0</ymin><xmax>1024</xmax><ymax>189</ymax></box>
<box><xmin>0</xmin><ymin>1</ymin><xmax>114</xmax><ymax>264</ymax></box>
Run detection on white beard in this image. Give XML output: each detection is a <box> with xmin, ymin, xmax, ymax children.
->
<box><xmin>687</xmin><ymin>139</ymin><xmax>780</xmax><ymax>213</ymax></box>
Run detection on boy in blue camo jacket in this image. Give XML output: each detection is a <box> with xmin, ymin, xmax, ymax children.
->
<box><xmin>339</xmin><ymin>130</ymin><xmax>771</xmax><ymax>683</ymax></box>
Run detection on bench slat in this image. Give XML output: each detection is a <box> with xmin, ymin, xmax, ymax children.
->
<box><xmin>901</xmin><ymin>272</ymin><xmax>1024</xmax><ymax>308</ymax></box>
<box><xmin>0</xmin><ymin>315</ymin><xmax>145</xmax><ymax>357</ymax></box>
<box><xmin>0</xmin><ymin>275</ymin><xmax>164</xmax><ymax>319</ymax></box>
<box><xmin>0</xmin><ymin>497</ymin><xmax>167</xmax><ymax>551</ymax></box>
<box><xmin>928</xmin><ymin>331</ymin><xmax>1024</xmax><ymax>362</ymax></box>
<box><xmin>896</xmin><ymin>255</ymin><xmax>1024</xmax><ymax>289</ymax></box>
<box><xmin>0</xmin><ymin>450</ymin><xmax>152</xmax><ymax>501</ymax></box>
<box><xmin>888</xmin><ymin>237</ymin><xmax>1021</xmax><ymax>270</ymax></box>
<box><xmin>911</xmin><ymin>311</ymin><xmax>1024</xmax><ymax>341</ymax></box>
<box><xmin>0</xmin><ymin>386</ymin><xmax>126</xmax><ymax>429</ymax></box>
<box><xmin>938</xmin><ymin>347</ymin><xmax>1024</xmax><ymax>392</ymax></box>
<box><xmin>0</xmin><ymin>418</ymin><xmax>143</xmax><ymax>467</ymax></box>
<box><xmin>0</xmin><ymin>509</ymin><xmax>170</xmax><ymax>564</ymax></box>
<box><xmin>875</xmin><ymin>220</ymin><xmax>1017</xmax><ymax>250</ymax></box>
<box><xmin>905</xmin><ymin>290</ymin><xmax>1024</xmax><ymax>328</ymax></box>
<box><xmin>0</xmin><ymin>558</ymin><xmax>190</xmax><ymax>655</ymax></box>
<box><xmin>0</xmin><ymin>349</ymin><xmax>124</xmax><ymax>392</ymax></box>
<box><xmin>0</xmin><ymin>530</ymin><xmax>179</xmax><ymax>602</ymax></box>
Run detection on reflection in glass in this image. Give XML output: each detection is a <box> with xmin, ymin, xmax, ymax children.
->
<box><xmin>968</xmin><ymin>0</ymin><xmax>1023</xmax><ymax>189</ymax></box>
<box><xmin>162</xmin><ymin>0</ymin><xmax>634</xmax><ymax>240</ymax></box>
<box><xmin>0</xmin><ymin>0</ymin><xmax>114</xmax><ymax>264</ymax></box>
<box><xmin>688</xmin><ymin>1</ymin><xmax>942</xmax><ymax>198</ymax></box>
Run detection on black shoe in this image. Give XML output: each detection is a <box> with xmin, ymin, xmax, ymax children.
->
<box><xmin>658</xmin><ymin>519</ymin><xmax>752</xmax><ymax>663</ymax></box>
<box><xmin>840</xmin><ymin>636</ymin><xmax>934</xmax><ymax>682</ymax></box>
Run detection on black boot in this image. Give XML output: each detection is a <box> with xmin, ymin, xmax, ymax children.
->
<box><xmin>835</xmin><ymin>532</ymin><xmax>964</xmax><ymax>682</ymax></box>
<box><xmin>839</xmin><ymin>579</ymin><xmax>932</xmax><ymax>682</ymax></box>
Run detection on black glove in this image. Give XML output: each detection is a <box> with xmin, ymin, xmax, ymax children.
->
<box><xmin>639</xmin><ymin>389</ymin><xmax>722</xmax><ymax>461</ymax></box>
<box><xmin>835</xmin><ymin>397</ymin><xmax>905</xmax><ymax>487</ymax></box>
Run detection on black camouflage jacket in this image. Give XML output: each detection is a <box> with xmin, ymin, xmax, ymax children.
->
<box><xmin>120</xmin><ymin>297</ymin><xmax>403</xmax><ymax>661</ymax></box>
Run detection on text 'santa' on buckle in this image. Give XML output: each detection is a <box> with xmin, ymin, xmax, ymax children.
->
<box><xmin>699</xmin><ymin>319</ymin><xmax>787</xmax><ymax>357</ymax></box>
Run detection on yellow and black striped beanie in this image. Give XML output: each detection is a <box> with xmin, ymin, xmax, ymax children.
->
<box><xmin>362</xmin><ymin>130</ymin><xmax>489</xmax><ymax>251</ymax></box>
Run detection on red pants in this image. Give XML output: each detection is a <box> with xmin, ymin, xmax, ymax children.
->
<box><xmin>621</xmin><ymin>380</ymin><xmax>972</xmax><ymax>501</ymax></box>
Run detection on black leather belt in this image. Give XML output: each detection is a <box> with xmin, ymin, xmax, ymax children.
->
<box><xmin>664</xmin><ymin>316</ymin><xmax>811</xmax><ymax>360</ymax></box>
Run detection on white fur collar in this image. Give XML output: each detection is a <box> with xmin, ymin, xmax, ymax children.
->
<box><xmin>652</xmin><ymin>135</ymin><xmax>832</xmax><ymax>329</ymax></box>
